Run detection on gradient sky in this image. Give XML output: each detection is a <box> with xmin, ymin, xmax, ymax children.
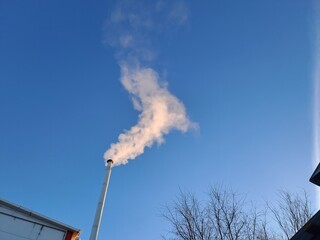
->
<box><xmin>0</xmin><ymin>1</ymin><xmax>318</xmax><ymax>239</ymax></box>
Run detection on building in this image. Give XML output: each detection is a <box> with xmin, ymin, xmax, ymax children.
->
<box><xmin>290</xmin><ymin>164</ymin><xmax>320</xmax><ymax>240</ymax></box>
<box><xmin>0</xmin><ymin>198</ymin><xmax>80</xmax><ymax>240</ymax></box>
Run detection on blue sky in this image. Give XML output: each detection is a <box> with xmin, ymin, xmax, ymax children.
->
<box><xmin>0</xmin><ymin>1</ymin><xmax>317</xmax><ymax>239</ymax></box>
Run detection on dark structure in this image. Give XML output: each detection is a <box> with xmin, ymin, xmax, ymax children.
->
<box><xmin>310</xmin><ymin>164</ymin><xmax>320</xmax><ymax>186</ymax></box>
<box><xmin>290</xmin><ymin>164</ymin><xmax>320</xmax><ymax>240</ymax></box>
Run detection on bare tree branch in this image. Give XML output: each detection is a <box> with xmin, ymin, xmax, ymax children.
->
<box><xmin>268</xmin><ymin>189</ymin><xmax>313</xmax><ymax>240</ymax></box>
<box><xmin>163</xmin><ymin>187</ymin><xmax>313</xmax><ymax>240</ymax></box>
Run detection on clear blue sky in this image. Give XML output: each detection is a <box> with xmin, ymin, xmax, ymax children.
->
<box><xmin>0</xmin><ymin>1</ymin><xmax>317</xmax><ymax>239</ymax></box>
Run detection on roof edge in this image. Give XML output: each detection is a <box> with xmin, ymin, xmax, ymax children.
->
<box><xmin>0</xmin><ymin>198</ymin><xmax>80</xmax><ymax>234</ymax></box>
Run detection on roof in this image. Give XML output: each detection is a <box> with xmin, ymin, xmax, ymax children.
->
<box><xmin>290</xmin><ymin>210</ymin><xmax>320</xmax><ymax>240</ymax></box>
<box><xmin>0</xmin><ymin>198</ymin><xmax>80</xmax><ymax>234</ymax></box>
<box><xmin>290</xmin><ymin>163</ymin><xmax>320</xmax><ymax>239</ymax></box>
<box><xmin>310</xmin><ymin>163</ymin><xmax>320</xmax><ymax>187</ymax></box>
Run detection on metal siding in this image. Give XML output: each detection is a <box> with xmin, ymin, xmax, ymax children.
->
<box><xmin>0</xmin><ymin>212</ymin><xmax>65</xmax><ymax>240</ymax></box>
<box><xmin>0</xmin><ymin>199</ymin><xmax>80</xmax><ymax>234</ymax></box>
<box><xmin>37</xmin><ymin>227</ymin><xmax>66</xmax><ymax>240</ymax></box>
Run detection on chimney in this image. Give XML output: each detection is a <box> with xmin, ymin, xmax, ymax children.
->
<box><xmin>89</xmin><ymin>159</ymin><xmax>113</xmax><ymax>240</ymax></box>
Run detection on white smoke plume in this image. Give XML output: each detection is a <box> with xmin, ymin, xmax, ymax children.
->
<box><xmin>104</xmin><ymin>0</ymin><xmax>195</xmax><ymax>166</ymax></box>
<box><xmin>104</xmin><ymin>64</ymin><xmax>193</xmax><ymax>165</ymax></box>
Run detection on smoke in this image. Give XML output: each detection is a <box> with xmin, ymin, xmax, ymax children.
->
<box><xmin>103</xmin><ymin>0</ymin><xmax>195</xmax><ymax>166</ymax></box>
<box><xmin>313</xmin><ymin>1</ymin><xmax>320</xmax><ymax>208</ymax></box>
<box><xmin>104</xmin><ymin>64</ymin><xmax>193</xmax><ymax>165</ymax></box>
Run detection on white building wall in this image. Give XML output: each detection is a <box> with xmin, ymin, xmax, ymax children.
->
<box><xmin>0</xmin><ymin>207</ymin><xmax>66</xmax><ymax>240</ymax></box>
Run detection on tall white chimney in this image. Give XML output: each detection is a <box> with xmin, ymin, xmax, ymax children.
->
<box><xmin>89</xmin><ymin>159</ymin><xmax>113</xmax><ymax>240</ymax></box>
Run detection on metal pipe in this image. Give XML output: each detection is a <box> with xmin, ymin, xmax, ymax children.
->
<box><xmin>89</xmin><ymin>159</ymin><xmax>113</xmax><ymax>240</ymax></box>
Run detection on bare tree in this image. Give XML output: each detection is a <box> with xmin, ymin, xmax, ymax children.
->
<box><xmin>163</xmin><ymin>187</ymin><xmax>273</xmax><ymax>240</ymax></box>
<box><xmin>207</xmin><ymin>186</ymin><xmax>247</xmax><ymax>239</ymax></box>
<box><xmin>163</xmin><ymin>187</ymin><xmax>312</xmax><ymax>240</ymax></box>
<box><xmin>268</xmin><ymin>190</ymin><xmax>313</xmax><ymax>240</ymax></box>
<box><xmin>163</xmin><ymin>191</ymin><xmax>212</xmax><ymax>240</ymax></box>
<box><xmin>207</xmin><ymin>186</ymin><xmax>274</xmax><ymax>240</ymax></box>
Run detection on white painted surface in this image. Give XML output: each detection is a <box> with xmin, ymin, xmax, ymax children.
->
<box><xmin>0</xmin><ymin>210</ymin><xmax>66</xmax><ymax>240</ymax></box>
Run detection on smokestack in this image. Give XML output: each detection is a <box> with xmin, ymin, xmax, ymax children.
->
<box><xmin>89</xmin><ymin>159</ymin><xmax>113</xmax><ymax>240</ymax></box>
